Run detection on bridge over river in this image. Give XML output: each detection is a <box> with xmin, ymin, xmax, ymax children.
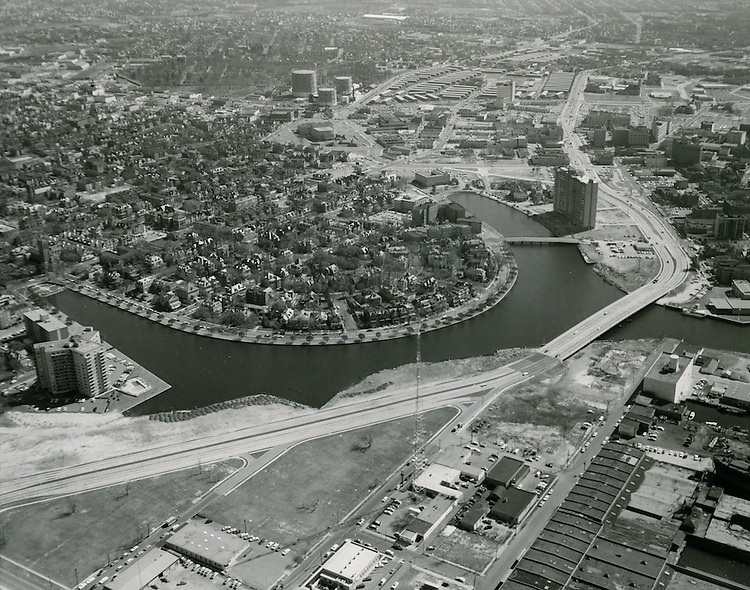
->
<box><xmin>503</xmin><ymin>236</ymin><xmax>581</xmax><ymax>245</ymax></box>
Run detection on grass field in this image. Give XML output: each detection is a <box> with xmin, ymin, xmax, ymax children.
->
<box><xmin>0</xmin><ymin>460</ymin><xmax>242</xmax><ymax>586</ymax></box>
<box><xmin>203</xmin><ymin>408</ymin><xmax>456</xmax><ymax>554</ymax></box>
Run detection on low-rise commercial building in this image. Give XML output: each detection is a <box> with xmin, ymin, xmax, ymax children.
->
<box><xmin>317</xmin><ymin>541</ymin><xmax>380</xmax><ymax>590</ymax></box>
<box><xmin>485</xmin><ymin>457</ymin><xmax>529</xmax><ymax>488</ymax></box>
<box><xmin>23</xmin><ymin>308</ymin><xmax>69</xmax><ymax>343</ymax></box>
<box><xmin>413</xmin><ymin>463</ymin><xmax>462</xmax><ymax>498</ymax></box>
<box><xmin>104</xmin><ymin>549</ymin><xmax>178</xmax><ymax>590</ymax></box>
<box><xmin>165</xmin><ymin>521</ymin><xmax>249</xmax><ymax>571</ymax></box>
<box><xmin>489</xmin><ymin>487</ymin><xmax>535</xmax><ymax>526</ymax></box>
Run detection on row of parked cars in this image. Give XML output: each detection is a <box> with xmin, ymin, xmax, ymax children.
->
<box><xmin>178</xmin><ymin>556</ymin><xmax>242</xmax><ymax>588</ymax></box>
<box><xmin>220</xmin><ymin>526</ymin><xmax>291</xmax><ymax>556</ymax></box>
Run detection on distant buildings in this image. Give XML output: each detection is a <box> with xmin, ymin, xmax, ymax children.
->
<box><xmin>291</xmin><ymin>69</ymin><xmax>317</xmax><ymax>98</ymax></box>
<box><xmin>651</xmin><ymin>119</ymin><xmax>671</xmax><ymax>143</ymax></box>
<box><xmin>334</xmin><ymin>76</ymin><xmax>353</xmax><ymax>98</ymax></box>
<box><xmin>553</xmin><ymin>167</ymin><xmax>598</xmax><ymax>231</ymax></box>
<box><xmin>581</xmin><ymin>110</ymin><xmax>631</xmax><ymax>129</ymax></box>
<box><xmin>33</xmin><ymin>328</ymin><xmax>110</xmax><ymax>397</ymax></box>
<box><xmin>496</xmin><ymin>80</ymin><xmax>516</xmax><ymax>107</ymax></box>
<box><xmin>414</xmin><ymin>170</ymin><xmax>451</xmax><ymax>187</ymax></box>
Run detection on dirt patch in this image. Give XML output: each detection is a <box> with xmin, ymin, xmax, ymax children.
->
<box><xmin>327</xmin><ymin>348</ymin><xmax>527</xmax><ymax>405</ymax></box>
<box><xmin>703</xmin><ymin>348</ymin><xmax>750</xmax><ymax>383</ymax></box>
<box><xmin>431</xmin><ymin>528</ymin><xmax>498</xmax><ymax>573</ymax></box>
<box><xmin>0</xmin><ymin>402</ymin><xmax>312</xmax><ymax>480</ymax></box>
<box><xmin>471</xmin><ymin>340</ymin><xmax>658</xmax><ymax>465</ymax></box>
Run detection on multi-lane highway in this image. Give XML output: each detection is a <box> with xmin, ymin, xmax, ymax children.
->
<box><xmin>543</xmin><ymin>72</ymin><xmax>691</xmax><ymax>359</ymax></box>
<box><xmin>0</xmin><ymin>356</ymin><xmax>560</xmax><ymax>509</ymax></box>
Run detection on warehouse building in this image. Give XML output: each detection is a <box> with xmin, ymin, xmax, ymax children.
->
<box><xmin>485</xmin><ymin>456</ymin><xmax>529</xmax><ymax>488</ymax></box>
<box><xmin>316</xmin><ymin>541</ymin><xmax>380</xmax><ymax>590</ymax></box>
<box><xmin>164</xmin><ymin>521</ymin><xmax>249</xmax><ymax>571</ymax></box>
<box><xmin>489</xmin><ymin>487</ymin><xmax>536</xmax><ymax>526</ymax></box>
<box><xmin>643</xmin><ymin>351</ymin><xmax>695</xmax><ymax>403</ymax></box>
<box><xmin>104</xmin><ymin>549</ymin><xmax>177</xmax><ymax>590</ymax></box>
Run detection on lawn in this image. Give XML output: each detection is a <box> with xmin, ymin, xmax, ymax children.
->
<box><xmin>0</xmin><ymin>460</ymin><xmax>242</xmax><ymax>586</ymax></box>
<box><xmin>203</xmin><ymin>408</ymin><xmax>456</xmax><ymax>554</ymax></box>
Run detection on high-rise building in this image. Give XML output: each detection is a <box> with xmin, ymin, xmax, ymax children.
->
<box><xmin>291</xmin><ymin>69</ymin><xmax>317</xmax><ymax>98</ymax></box>
<box><xmin>33</xmin><ymin>328</ymin><xmax>110</xmax><ymax>397</ymax></box>
<box><xmin>496</xmin><ymin>80</ymin><xmax>516</xmax><ymax>107</ymax></box>
<box><xmin>672</xmin><ymin>138</ymin><xmax>703</xmax><ymax>165</ymax></box>
<box><xmin>23</xmin><ymin>309</ymin><xmax>69</xmax><ymax>343</ymax></box>
<box><xmin>651</xmin><ymin>120</ymin><xmax>671</xmax><ymax>143</ymax></box>
<box><xmin>715</xmin><ymin>215</ymin><xmax>746</xmax><ymax>241</ymax></box>
<box><xmin>553</xmin><ymin>167</ymin><xmax>598</xmax><ymax>231</ymax></box>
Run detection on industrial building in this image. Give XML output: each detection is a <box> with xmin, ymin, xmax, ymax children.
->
<box><xmin>334</xmin><ymin>76</ymin><xmax>353</xmax><ymax>97</ymax></box>
<box><xmin>291</xmin><ymin>69</ymin><xmax>317</xmax><ymax>98</ymax></box>
<box><xmin>23</xmin><ymin>308</ymin><xmax>69</xmax><ymax>343</ymax></box>
<box><xmin>412</xmin><ymin>463</ymin><xmax>462</xmax><ymax>498</ymax></box>
<box><xmin>398</xmin><ymin>494</ymin><xmax>457</xmax><ymax>545</ymax></box>
<box><xmin>164</xmin><ymin>521</ymin><xmax>249</xmax><ymax>571</ymax></box>
<box><xmin>104</xmin><ymin>549</ymin><xmax>177</xmax><ymax>590</ymax></box>
<box><xmin>317</xmin><ymin>87</ymin><xmax>337</xmax><ymax>106</ymax></box>
<box><xmin>489</xmin><ymin>487</ymin><xmax>536</xmax><ymax>526</ymax></box>
<box><xmin>485</xmin><ymin>457</ymin><xmax>529</xmax><ymax>488</ymax></box>
<box><xmin>414</xmin><ymin>170</ymin><xmax>451</xmax><ymax>187</ymax></box>
<box><xmin>33</xmin><ymin>328</ymin><xmax>110</xmax><ymax>397</ymax></box>
<box><xmin>643</xmin><ymin>351</ymin><xmax>695</xmax><ymax>403</ymax></box>
<box><xmin>316</xmin><ymin>541</ymin><xmax>380</xmax><ymax>590</ymax></box>
<box><xmin>500</xmin><ymin>442</ymin><xmax>667</xmax><ymax>590</ymax></box>
<box><xmin>553</xmin><ymin>167</ymin><xmax>598</xmax><ymax>231</ymax></box>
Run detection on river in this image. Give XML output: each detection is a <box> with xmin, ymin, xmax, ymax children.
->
<box><xmin>47</xmin><ymin>194</ymin><xmax>749</xmax><ymax>414</ymax></box>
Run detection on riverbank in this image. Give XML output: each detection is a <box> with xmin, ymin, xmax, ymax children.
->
<box><xmin>0</xmin><ymin>343</ymin><xmax>531</xmax><ymax>481</ymax></box>
<box><xmin>56</xmin><ymin>224</ymin><xmax>518</xmax><ymax>347</ymax></box>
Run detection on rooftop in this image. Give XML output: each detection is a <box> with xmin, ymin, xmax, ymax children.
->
<box><xmin>165</xmin><ymin>520</ymin><xmax>248</xmax><ymax>568</ymax></box>
<box><xmin>105</xmin><ymin>549</ymin><xmax>177</xmax><ymax>590</ymax></box>
<box><xmin>23</xmin><ymin>309</ymin><xmax>67</xmax><ymax>333</ymax></box>
<box><xmin>645</xmin><ymin>352</ymin><xmax>692</xmax><ymax>385</ymax></box>
<box><xmin>322</xmin><ymin>541</ymin><xmax>380</xmax><ymax>581</ymax></box>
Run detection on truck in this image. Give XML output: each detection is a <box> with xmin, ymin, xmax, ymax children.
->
<box><xmin>162</xmin><ymin>516</ymin><xmax>177</xmax><ymax>528</ymax></box>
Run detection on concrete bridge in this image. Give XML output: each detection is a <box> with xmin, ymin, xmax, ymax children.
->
<box><xmin>503</xmin><ymin>236</ymin><xmax>580</xmax><ymax>245</ymax></box>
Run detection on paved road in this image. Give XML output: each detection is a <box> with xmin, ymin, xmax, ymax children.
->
<box><xmin>0</xmin><ymin>362</ymin><xmax>539</xmax><ymax>509</ymax></box>
<box><xmin>542</xmin><ymin>71</ymin><xmax>691</xmax><ymax>360</ymax></box>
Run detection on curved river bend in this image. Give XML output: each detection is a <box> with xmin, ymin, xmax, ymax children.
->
<box><xmin>49</xmin><ymin>194</ymin><xmax>749</xmax><ymax>413</ymax></box>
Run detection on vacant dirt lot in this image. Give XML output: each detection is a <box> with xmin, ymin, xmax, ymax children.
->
<box><xmin>472</xmin><ymin>340</ymin><xmax>657</xmax><ymax>466</ymax></box>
